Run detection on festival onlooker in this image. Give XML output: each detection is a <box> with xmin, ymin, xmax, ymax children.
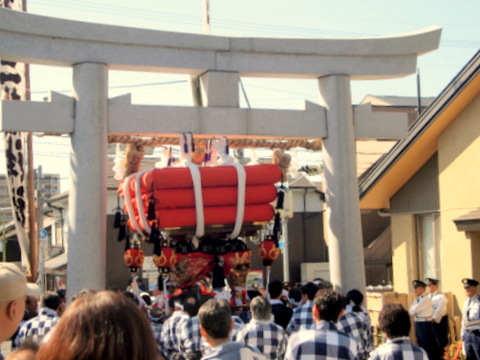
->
<box><xmin>234</xmin><ymin>296</ymin><xmax>288</xmax><ymax>360</ymax></box>
<box><xmin>160</xmin><ymin>294</ymin><xmax>192</xmax><ymax>359</ymax></box>
<box><xmin>35</xmin><ymin>290</ymin><xmax>157</xmax><ymax>360</ymax></box>
<box><xmin>425</xmin><ymin>278</ymin><xmax>449</xmax><ymax>355</ymax></box>
<box><xmin>285</xmin><ymin>289</ymin><xmax>357</xmax><ymax>360</ymax></box>
<box><xmin>286</xmin><ymin>282</ymin><xmax>319</xmax><ymax>334</ymax></box>
<box><xmin>346</xmin><ymin>289</ymin><xmax>374</xmax><ymax>357</ymax></box>
<box><xmin>409</xmin><ymin>280</ymin><xmax>438</xmax><ymax>360</ymax></box>
<box><xmin>15</xmin><ymin>291</ymin><xmax>62</xmax><ymax>347</ymax></box>
<box><xmin>198</xmin><ymin>299</ymin><xmax>263</xmax><ymax>360</ymax></box>
<box><xmin>337</xmin><ymin>298</ymin><xmax>371</xmax><ymax>360</ymax></box>
<box><xmin>461</xmin><ymin>278</ymin><xmax>480</xmax><ymax>360</ymax></box>
<box><xmin>0</xmin><ymin>263</ymin><xmax>40</xmax><ymax>360</ymax></box>
<box><xmin>369</xmin><ymin>303</ymin><xmax>428</xmax><ymax>360</ymax></box>
<box><xmin>147</xmin><ymin>307</ymin><xmax>167</xmax><ymax>357</ymax></box>
<box><xmin>268</xmin><ymin>280</ymin><xmax>292</xmax><ymax>329</ymax></box>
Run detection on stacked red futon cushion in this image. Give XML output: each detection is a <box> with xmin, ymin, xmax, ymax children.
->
<box><xmin>119</xmin><ymin>164</ymin><xmax>281</xmax><ymax>231</ymax></box>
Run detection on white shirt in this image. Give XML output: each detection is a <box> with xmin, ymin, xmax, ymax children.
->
<box><xmin>429</xmin><ymin>291</ymin><xmax>448</xmax><ymax>323</ymax></box>
<box><xmin>462</xmin><ymin>293</ymin><xmax>480</xmax><ymax>336</ymax></box>
<box><xmin>409</xmin><ymin>294</ymin><xmax>433</xmax><ymax>320</ymax></box>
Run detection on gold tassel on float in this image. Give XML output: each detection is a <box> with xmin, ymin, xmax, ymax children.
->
<box><xmin>123</xmin><ymin>143</ymin><xmax>145</xmax><ymax>177</ymax></box>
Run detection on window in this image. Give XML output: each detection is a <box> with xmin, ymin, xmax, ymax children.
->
<box><xmin>416</xmin><ymin>213</ymin><xmax>441</xmax><ymax>280</ymax></box>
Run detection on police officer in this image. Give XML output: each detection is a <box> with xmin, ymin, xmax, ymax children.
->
<box><xmin>409</xmin><ymin>280</ymin><xmax>439</xmax><ymax>360</ymax></box>
<box><xmin>461</xmin><ymin>278</ymin><xmax>480</xmax><ymax>360</ymax></box>
<box><xmin>426</xmin><ymin>278</ymin><xmax>449</xmax><ymax>355</ymax></box>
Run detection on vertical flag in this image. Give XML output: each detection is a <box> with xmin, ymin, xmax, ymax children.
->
<box><xmin>0</xmin><ymin>0</ymin><xmax>31</xmax><ymax>274</ymax></box>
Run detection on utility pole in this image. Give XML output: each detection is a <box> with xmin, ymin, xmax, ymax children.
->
<box><xmin>36</xmin><ymin>166</ymin><xmax>45</xmax><ymax>291</ymax></box>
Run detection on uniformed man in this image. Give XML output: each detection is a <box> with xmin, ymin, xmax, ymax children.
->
<box><xmin>461</xmin><ymin>278</ymin><xmax>480</xmax><ymax>360</ymax></box>
<box><xmin>409</xmin><ymin>280</ymin><xmax>439</xmax><ymax>360</ymax></box>
<box><xmin>426</xmin><ymin>278</ymin><xmax>449</xmax><ymax>355</ymax></box>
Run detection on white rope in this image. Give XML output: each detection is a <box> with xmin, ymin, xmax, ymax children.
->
<box><xmin>180</xmin><ymin>133</ymin><xmax>205</xmax><ymax>238</ymax></box>
<box><xmin>135</xmin><ymin>169</ymin><xmax>153</xmax><ymax>234</ymax></box>
<box><xmin>229</xmin><ymin>163</ymin><xmax>246</xmax><ymax>239</ymax></box>
<box><xmin>123</xmin><ymin>173</ymin><xmax>144</xmax><ymax>235</ymax></box>
<box><xmin>187</xmin><ymin>162</ymin><xmax>205</xmax><ymax>238</ymax></box>
<box><xmin>210</xmin><ymin>137</ymin><xmax>246</xmax><ymax>239</ymax></box>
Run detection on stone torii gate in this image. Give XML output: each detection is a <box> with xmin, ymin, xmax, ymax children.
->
<box><xmin>0</xmin><ymin>8</ymin><xmax>441</xmax><ymax>296</ymax></box>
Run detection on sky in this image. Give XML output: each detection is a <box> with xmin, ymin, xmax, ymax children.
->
<box><xmin>1</xmin><ymin>0</ymin><xmax>479</xmax><ymax>191</ymax></box>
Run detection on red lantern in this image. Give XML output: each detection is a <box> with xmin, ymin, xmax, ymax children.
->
<box><xmin>153</xmin><ymin>246</ymin><xmax>176</xmax><ymax>272</ymax></box>
<box><xmin>124</xmin><ymin>248</ymin><xmax>145</xmax><ymax>272</ymax></box>
<box><xmin>258</xmin><ymin>239</ymin><xmax>280</xmax><ymax>266</ymax></box>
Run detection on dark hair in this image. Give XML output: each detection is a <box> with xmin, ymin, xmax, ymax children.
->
<box><xmin>199</xmin><ymin>294</ymin><xmax>214</xmax><ymax>307</ymax></box>
<box><xmin>313</xmin><ymin>289</ymin><xmax>346</xmax><ymax>323</ymax></box>
<box><xmin>247</xmin><ymin>289</ymin><xmax>261</xmax><ymax>301</ymax></box>
<box><xmin>41</xmin><ymin>292</ymin><xmax>62</xmax><ymax>311</ymax></box>
<box><xmin>56</xmin><ymin>289</ymin><xmax>66</xmax><ymax>301</ymax></box>
<box><xmin>288</xmin><ymin>288</ymin><xmax>302</xmax><ymax>302</ymax></box>
<box><xmin>35</xmin><ymin>291</ymin><xmax>157</xmax><ymax>360</ymax></box>
<box><xmin>301</xmin><ymin>282</ymin><xmax>320</xmax><ymax>301</ymax></box>
<box><xmin>198</xmin><ymin>299</ymin><xmax>232</xmax><ymax>340</ymax></box>
<box><xmin>268</xmin><ymin>280</ymin><xmax>283</xmax><ymax>299</ymax></box>
<box><xmin>346</xmin><ymin>289</ymin><xmax>364</xmax><ymax>313</ymax></box>
<box><xmin>378</xmin><ymin>303</ymin><xmax>411</xmax><ymax>339</ymax></box>
<box><xmin>183</xmin><ymin>296</ymin><xmax>199</xmax><ymax>317</ymax></box>
<box><xmin>250</xmin><ymin>296</ymin><xmax>271</xmax><ymax>321</ymax></box>
<box><xmin>123</xmin><ymin>291</ymin><xmax>139</xmax><ymax>306</ymax></box>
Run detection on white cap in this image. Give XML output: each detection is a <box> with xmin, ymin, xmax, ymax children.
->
<box><xmin>0</xmin><ymin>263</ymin><xmax>41</xmax><ymax>302</ymax></box>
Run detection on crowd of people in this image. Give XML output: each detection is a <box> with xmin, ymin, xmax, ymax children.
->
<box><xmin>1</xmin><ymin>262</ymin><xmax>480</xmax><ymax>360</ymax></box>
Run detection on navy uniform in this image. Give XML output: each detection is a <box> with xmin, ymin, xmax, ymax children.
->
<box><xmin>461</xmin><ymin>278</ymin><xmax>480</xmax><ymax>360</ymax></box>
<box><xmin>409</xmin><ymin>280</ymin><xmax>439</xmax><ymax>360</ymax></box>
<box><xmin>425</xmin><ymin>278</ymin><xmax>449</xmax><ymax>351</ymax></box>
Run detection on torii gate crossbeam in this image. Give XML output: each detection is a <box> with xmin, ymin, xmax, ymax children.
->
<box><xmin>0</xmin><ymin>8</ymin><xmax>441</xmax><ymax>296</ymax></box>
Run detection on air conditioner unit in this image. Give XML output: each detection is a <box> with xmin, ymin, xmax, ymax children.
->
<box><xmin>301</xmin><ymin>262</ymin><xmax>330</xmax><ymax>283</ymax></box>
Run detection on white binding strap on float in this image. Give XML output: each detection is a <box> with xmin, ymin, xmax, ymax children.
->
<box><xmin>229</xmin><ymin>162</ymin><xmax>246</xmax><ymax>239</ymax></box>
<box><xmin>180</xmin><ymin>133</ymin><xmax>205</xmax><ymax>238</ymax></box>
<box><xmin>123</xmin><ymin>173</ymin><xmax>144</xmax><ymax>235</ymax></box>
<box><xmin>187</xmin><ymin>162</ymin><xmax>205</xmax><ymax>238</ymax></box>
<box><xmin>211</xmin><ymin>138</ymin><xmax>246</xmax><ymax>239</ymax></box>
<box><xmin>135</xmin><ymin>169</ymin><xmax>154</xmax><ymax>234</ymax></box>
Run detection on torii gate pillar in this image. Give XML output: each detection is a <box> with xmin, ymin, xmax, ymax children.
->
<box><xmin>319</xmin><ymin>75</ymin><xmax>365</xmax><ymax>292</ymax></box>
<box><xmin>68</xmin><ymin>62</ymin><xmax>108</xmax><ymax>293</ymax></box>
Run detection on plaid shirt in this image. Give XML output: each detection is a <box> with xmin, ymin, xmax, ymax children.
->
<box><xmin>337</xmin><ymin>311</ymin><xmax>371</xmax><ymax>360</ymax></box>
<box><xmin>286</xmin><ymin>300</ymin><xmax>314</xmax><ymax>334</ymax></box>
<box><xmin>178</xmin><ymin>315</ymin><xmax>246</xmax><ymax>359</ymax></box>
<box><xmin>150</xmin><ymin>322</ymin><xmax>164</xmax><ymax>356</ymax></box>
<box><xmin>369</xmin><ymin>337</ymin><xmax>428</xmax><ymax>360</ymax></box>
<box><xmin>233</xmin><ymin>318</ymin><xmax>288</xmax><ymax>360</ymax></box>
<box><xmin>285</xmin><ymin>320</ymin><xmax>358</xmax><ymax>360</ymax></box>
<box><xmin>14</xmin><ymin>308</ymin><xmax>59</xmax><ymax>347</ymax></box>
<box><xmin>161</xmin><ymin>311</ymin><xmax>190</xmax><ymax>359</ymax></box>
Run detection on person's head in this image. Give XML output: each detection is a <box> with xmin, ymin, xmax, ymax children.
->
<box><xmin>0</xmin><ymin>263</ymin><xmax>40</xmax><ymax>343</ymax></box>
<box><xmin>287</xmin><ymin>288</ymin><xmax>302</xmax><ymax>307</ymax></box>
<box><xmin>183</xmin><ymin>295</ymin><xmax>199</xmax><ymax>317</ymax></box>
<box><xmin>198</xmin><ymin>299</ymin><xmax>233</xmax><ymax>345</ymax></box>
<box><xmin>378</xmin><ymin>303</ymin><xmax>411</xmax><ymax>339</ymax></box>
<box><xmin>25</xmin><ymin>296</ymin><xmax>38</xmax><ymax>314</ymax></box>
<box><xmin>425</xmin><ymin>278</ymin><xmax>439</xmax><ymax>293</ymax></box>
<box><xmin>250</xmin><ymin>296</ymin><xmax>271</xmax><ymax>321</ymax></box>
<box><xmin>56</xmin><ymin>289</ymin><xmax>66</xmax><ymax>302</ymax></box>
<box><xmin>462</xmin><ymin>278</ymin><xmax>479</xmax><ymax>298</ymax></box>
<box><xmin>412</xmin><ymin>280</ymin><xmax>427</xmax><ymax>296</ymax></box>
<box><xmin>268</xmin><ymin>280</ymin><xmax>283</xmax><ymax>299</ymax></box>
<box><xmin>312</xmin><ymin>289</ymin><xmax>346</xmax><ymax>323</ymax></box>
<box><xmin>41</xmin><ymin>291</ymin><xmax>63</xmax><ymax>314</ymax></box>
<box><xmin>71</xmin><ymin>288</ymin><xmax>96</xmax><ymax>302</ymax></box>
<box><xmin>35</xmin><ymin>290</ymin><xmax>157</xmax><ymax>360</ymax></box>
<box><xmin>301</xmin><ymin>282</ymin><xmax>320</xmax><ymax>301</ymax></box>
<box><xmin>346</xmin><ymin>289</ymin><xmax>364</xmax><ymax>312</ymax></box>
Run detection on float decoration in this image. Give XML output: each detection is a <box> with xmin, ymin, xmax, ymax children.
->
<box><xmin>123</xmin><ymin>238</ymin><xmax>145</xmax><ymax>273</ymax></box>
